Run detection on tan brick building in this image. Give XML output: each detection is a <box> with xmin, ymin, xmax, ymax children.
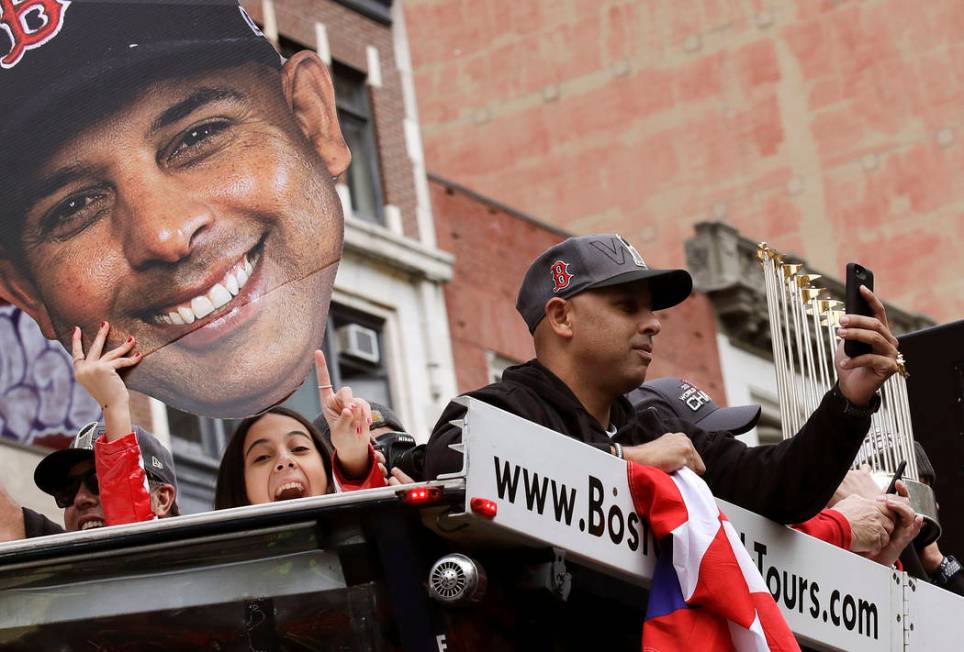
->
<box><xmin>407</xmin><ymin>0</ymin><xmax>963</xmax><ymax>324</ymax></box>
<box><xmin>414</xmin><ymin>1</ymin><xmax>939</xmax><ymax>451</ymax></box>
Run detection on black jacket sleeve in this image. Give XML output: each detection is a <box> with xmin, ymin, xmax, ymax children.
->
<box><xmin>424</xmin><ymin>400</ymin><xmax>471</xmax><ymax>481</ymax></box>
<box><xmin>657</xmin><ymin>390</ymin><xmax>871</xmax><ymax>524</ymax></box>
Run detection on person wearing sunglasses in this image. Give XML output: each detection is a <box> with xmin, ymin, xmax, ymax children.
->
<box><xmin>34</xmin><ymin>421</ymin><xmax>179</xmax><ymax>534</ymax></box>
<box><xmin>0</xmin><ymin>419</ymin><xmax>179</xmax><ymax>541</ymax></box>
<box><xmin>0</xmin><ymin>323</ymin><xmax>179</xmax><ymax>541</ymax></box>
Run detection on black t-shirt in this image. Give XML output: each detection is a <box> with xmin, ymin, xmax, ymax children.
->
<box><xmin>22</xmin><ymin>507</ymin><xmax>65</xmax><ymax>538</ymax></box>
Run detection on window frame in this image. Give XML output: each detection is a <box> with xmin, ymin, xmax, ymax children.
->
<box><xmin>332</xmin><ymin>60</ymin><xmax>386</xmax><ymax>225</ymax></box>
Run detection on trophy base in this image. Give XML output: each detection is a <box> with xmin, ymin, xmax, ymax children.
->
<box><xmin>870</xmin><ymin>473</ymin><xmax>941</xmax><ymax>547</ymax></box>
<box><xmin>904</xmin><ymin>479</ymin><xmax>941</xmax><ymax>547</ymax></box>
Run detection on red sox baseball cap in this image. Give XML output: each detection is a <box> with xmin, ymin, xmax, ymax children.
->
<box><xmin>0</xmin><ymin>0</ymin><xmax>282</xmax><ymax>164</ymax></box>
<box><xmin>516</xmin><ymin>233</ymin><xmax>693</xmax><ymax>332</ymax></box>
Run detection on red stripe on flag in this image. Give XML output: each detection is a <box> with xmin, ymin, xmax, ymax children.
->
<box><xmin>751</xmin><ymin>593</ymin><xmax>799</xmax><ymax>651</ymax></box>
<box><xmin>643</xmin><ymin>608</ymin><xmax>735</xmax><ymax>652</ymax></box>
<box><xmin>627</xmin><ymin>463</ymin><xmax>689</xmax><ymax>536</ymax></box>
<box><xmin>689</xmin><ymin>524</ymin><xmax>758</xmax><ymax>629</ymax></box>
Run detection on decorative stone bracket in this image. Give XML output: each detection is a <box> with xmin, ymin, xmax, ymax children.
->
<box><xmin>684</xmin><ymin>222</ymin><xmax>933</xmax><ymax>357</ymax></box>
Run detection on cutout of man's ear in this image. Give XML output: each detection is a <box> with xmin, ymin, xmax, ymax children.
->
<box><xmin>0</xmin><ymin>257</ymin><xmax>57</xmax><ymax>339</ymax></box>
<box><xmin>281</xmin><ymin>50</ymin><xmax>351</xmax><ymax>178</ymax></box>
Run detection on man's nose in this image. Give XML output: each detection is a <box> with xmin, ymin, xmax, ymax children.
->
<box><xmin>118</xmin><ymin>175</ymin><xmax>213</xmax><ymax>269</ymax></box>
<box><xmin>640</xmin><ymin>312</ymin><xmax>662</xmax><ymax>336</ymax></box>
<box><xmin>73</xmin><ymin>483</ymin><xmax>98</xmax><ymax>510</ymax></box>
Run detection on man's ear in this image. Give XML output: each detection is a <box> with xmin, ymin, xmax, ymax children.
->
<box><xmin>543</xmin><ymin>297</ymin><xmax>574</xmax><ymax>339</ymax></box>
<box><xmin>0</xmin><ymin>259</ymin><xmax>57</xmax><ymax>339</ymax></box>
<box><xmin>150</xmin><ymin>484</ymin><xmax>177</xmax><ymax>518</ymax></box>
<box><xmin>280</xmin><ymin>50</ymin><xmax>351</xmax><ymax>178</ymax></box>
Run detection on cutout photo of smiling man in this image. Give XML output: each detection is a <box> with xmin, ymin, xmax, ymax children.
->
<box><xmin>0</xmin><ymin>0</ymin><xmax>349</xmax><ymax>417</ymax></box>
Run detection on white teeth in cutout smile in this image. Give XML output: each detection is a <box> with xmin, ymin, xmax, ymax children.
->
<box><xmin>274</xmin><ymin>481</ymin><xmax>305</xmax><ymax>499</ymax></box>
<box><xmin>156</xmin><ymin>254</ymin><xmax>256</xmax><ymax>326</ymax></box>
<box><xmin>80</xmin><ymin>520</ymin><xmax>105</xmax><ymax>531</ymax></box>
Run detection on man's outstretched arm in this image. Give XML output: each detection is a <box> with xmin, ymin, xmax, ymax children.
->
<box><xmin>684</xmin><ymin>388</ymin><xmax>872</xmax><ymax>523</ymax></box>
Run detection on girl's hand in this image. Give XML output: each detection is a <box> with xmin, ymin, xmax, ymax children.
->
<box><xmin>71</xmin><ymin>322</ymin><xmax>140</xmax><ymax>439</ymax></box>
<box><xmin>315</xmin><ymin>350</ymin><xmax>372</xmax><ymax>477</ymax></box>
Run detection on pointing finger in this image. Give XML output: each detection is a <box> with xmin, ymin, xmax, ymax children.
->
<box><xmin>314</xmin><ymin>349</ymin><xmax>336</xmax><ymax>405</ymax></box>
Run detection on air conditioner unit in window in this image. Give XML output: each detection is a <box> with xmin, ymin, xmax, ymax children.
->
<box><xmin>336</xmin><ymin>323</ymin><xmax>380</xmax><ymax>364</ymax></box>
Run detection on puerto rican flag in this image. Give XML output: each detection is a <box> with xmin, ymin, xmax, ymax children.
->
<box><xmin>628</xmin><ymin>464</ymin><xmax>799</xmax><ymax>652</ymax></box>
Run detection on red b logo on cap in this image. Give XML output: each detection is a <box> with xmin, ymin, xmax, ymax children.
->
<box><xmin>550</xmin><ymin>260</ymin><xmax>573</xmax><ymax>293</ymax></box>
<box><xmin>0</xmin><ymin>0</ymin><xmax>71</xmax><ymax>69</ymax></box>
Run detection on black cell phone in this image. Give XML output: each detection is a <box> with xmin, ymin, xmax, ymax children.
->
<box><xmin>844</xmin><ymin>262</ymin><xmax>875</xmax><ymax>358</ymax></box>
<box><xmin>885</xmin><ymin>460</ymin><xmax>907</xmax><ymax>494</ymax></box>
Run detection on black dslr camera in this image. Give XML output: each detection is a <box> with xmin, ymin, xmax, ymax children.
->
<box><xmin>373</xmin><ymin>432</ymin><xmax>425</xmax><ymax>481</ymax></box>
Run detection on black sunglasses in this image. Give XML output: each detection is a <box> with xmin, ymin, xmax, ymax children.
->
<box><xmin>53</xmin><ymin>470</ymin><xmax>99</xmax><ymax>508</ymax></box>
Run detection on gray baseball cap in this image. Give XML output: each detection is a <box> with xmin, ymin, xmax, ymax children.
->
<box><xmin>516</xmin><ymin>234</ymin><xmax>693</xmax><ymax>332</ymax></box>
<box><xmin>630</xmin><ymin>377</ymin><xmax>761</xmax><ymax>435</ymax></box>
<box><xmin>369</xmin><ymin>402</ymin><xmax>406</xmax><ymax>432</ymax></box>
<box><xmin>35</xmin><ymin>422</ymin><xmax>177</xmax><ymax>495</ymax></box>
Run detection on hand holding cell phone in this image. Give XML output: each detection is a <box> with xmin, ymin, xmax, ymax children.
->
<box><xmin>834</xmin><ymin>263</ymin><xmax>900</xmax><ymax>407</ymax></box>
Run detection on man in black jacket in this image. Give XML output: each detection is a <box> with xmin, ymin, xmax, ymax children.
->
<box><xmin>425</xmin><ymin>233</ymin><xmax>900</xmax><ymax>525</ymax></box>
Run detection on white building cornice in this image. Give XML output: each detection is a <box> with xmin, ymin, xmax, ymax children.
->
<box><xmin>343</xmin><ymin>216</ymin><xmax>454</xmax><ymax>283</ymax></box>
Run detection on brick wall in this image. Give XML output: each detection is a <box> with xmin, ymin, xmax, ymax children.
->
<box><xmin>408</xmin><ymin>0</ymin><xmax>962</xmax><ymax>323</ymax></box>
<box><xmin>431</xmin><ymin>176</ymin><xmax>727</xmax><ymax>402</ymax></box>
<box><xmin>244</xmin><ymin>0</ymin><xmax>419</xmax><ymax>238</ymax></box>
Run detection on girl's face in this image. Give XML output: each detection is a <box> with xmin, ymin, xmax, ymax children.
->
<box><xmin>242</xmin><ymin>413</ymin><xmax>329</xmax><ymax>504</ymax></box>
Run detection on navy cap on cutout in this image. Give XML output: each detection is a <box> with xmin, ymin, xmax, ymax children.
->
<box><xmin>516</xmin><ymin>234</ymin><xmax>692</xmax><ymax>332</ymax></box>
<box><xmin>0</xmin><ymin>1</ymin><xmax>282</xmax><ymax>158</ymax></box>
<box><xmin>34</xmin><ymin>422</ymin><xmax>177</xmax><ymax>495</ymax></box>
<box><xmin>630</xmin><ymin>377</ymin><xmax>761</xmax><ymax>435</ymax></box>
